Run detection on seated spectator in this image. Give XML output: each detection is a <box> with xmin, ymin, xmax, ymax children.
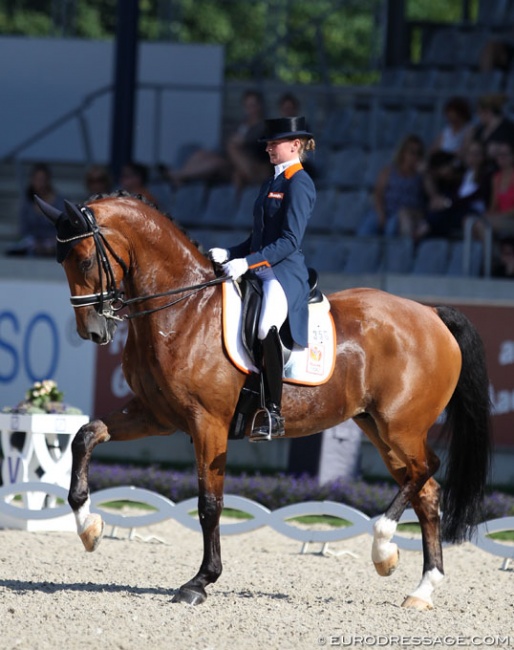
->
<box><xmin>479</xmin><ymin>29</ymin><xmax>514</xmax><ymax>72</ymax></box>
<box><xmin>119</xmin><ymin>161</ymin><xmax>158</xmax><ymax>205</ymax></box>
<box><xmin>278</xmin><ymin>91</ymin><xmax>302</xmax><ymax>118</ymax></box>
<box><xmin>462</xmin><ymin>94</ymin><xmax>514</xmax><ymax>169</ymax></box>
<box><xmin>167</xmin><ymin>89</ymin><xmax>271</xmax><ymax>191</ymax></box>
<box><xmin>430</xmin><ymin>96</ymin><xmax>473</xmax><ymax>158</ymax></box>
<box><xmin>356</xmin><ymin>134</ymin><xmax>426</xmax><ymax>237</ymax></box>
<box><xmin>481</xmin><ymin>140</ymin><xmax>514</xmax><ymax>236</ymax></box>
<box><xmin>224</xmin><ymin>89</ymin><xmax>272</xmax><ymax>190</ymax></box>
<box><xmin>7</xmin><ymin>162</ymin><xmax>65</xmax><ymax>257</ymax></box>
<box><xmin>85</xmin><ymin>164</ymin><xmax>112</xmax><ymax>198</ymax></box>
<box><xmin>495</xmin><ymin>235</ymin><xmax>514</xmax><ymax>277</ymax></box>
<box><xmin>416</xmin><ymin>141</ymin><xmax>491</xmax><ymax>240</ymax></box>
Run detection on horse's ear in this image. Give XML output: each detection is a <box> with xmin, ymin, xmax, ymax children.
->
<box><xmin>34</xmin><ymin>194</ymin><xmax>63</xmax><ymax>224</ymax></box>
<box><xmin>64</xmin><ymin>200</ymin><xmax>88</xmax><ymax>231</ymax></box>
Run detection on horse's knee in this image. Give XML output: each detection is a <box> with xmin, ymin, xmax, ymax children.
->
<box><xmin>71</xmin><ymin>421</ymin><xmax>109</xmax><ymax>455</ymax></box>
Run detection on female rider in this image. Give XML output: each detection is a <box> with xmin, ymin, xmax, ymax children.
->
<box><xmin>209</xmin><ymin>116</ymin><xmax>316</xmax><ymax>440</ymax></box>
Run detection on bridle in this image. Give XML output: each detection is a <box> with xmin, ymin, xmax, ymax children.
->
<box><xmin>58</xmin><ymin>205</ymin><xmax>225</xmax><ymax>321</ymax></box>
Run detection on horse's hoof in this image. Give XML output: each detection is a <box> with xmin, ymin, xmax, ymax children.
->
<box><xmin>79</xmin><ymin>514</ymin><xmax>104</xmax><ymax>552</ymax></box>
<box><xmin>172</xmin><ymin>586</ymin><xmax>207</xmax><ymax>605</ymax></box>
<box><xmin>373</xmin><ymin>548</ymin><xmax>400</xmax><ymax>576</ymax></box>
<box><xmin>402</xmin><ymin>595</ymin><xmax>433</xmax><ymax>610</ymax></box>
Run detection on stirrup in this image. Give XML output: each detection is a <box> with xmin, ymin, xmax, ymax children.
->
<box><xmin>249</xmin><ymin>406</ymin><xmax>285</xmax><ymax>443</ymax></box>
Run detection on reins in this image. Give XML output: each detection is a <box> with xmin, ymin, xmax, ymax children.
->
<box><xmin>119</xmin><ymin>276</ymin><xmax>227</xmax><ymax>319</ymax></box>
<box><xmin>61</xmin><ymin>205</ymin><xmax>227</xmax><ymax>320</ymax></box>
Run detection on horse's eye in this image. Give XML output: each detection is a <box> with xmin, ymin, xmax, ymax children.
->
<box><xmin>80</xmin><ymin>258</ymin><xmax>94</xmax><ymax>273</ymax></box>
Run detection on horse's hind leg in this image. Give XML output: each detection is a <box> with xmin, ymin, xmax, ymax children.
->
<box><xmin>68</xmin><ymin>397</ymin><xmax>172</xmax><ymax>552</ymax></box>
<box><xmin>356</xmin><ymin>417</ymin><xmax>441</xmax><ymax>600</ymax></box>
<box><xmin>370</xmin><ymin>435</ymin><xmax>443</xmax><ymax>609</ymax></box>
<box><xmin>401</xmin><ymin>477</ymin><xmax>444</xmax><ymax>610</ymax></box>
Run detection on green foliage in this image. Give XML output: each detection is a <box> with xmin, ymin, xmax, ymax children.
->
<box><xmin>406</xmin><ymin>0</ymin><xmax>478</xmax><ymax>22</ymax></box>
<box><xmin>0</xmin><ymin>0</ymin><xmax>481</xmax><ymax>83</ymax></box>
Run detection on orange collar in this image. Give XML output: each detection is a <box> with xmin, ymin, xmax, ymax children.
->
<box><xmin>284</xmin><ymin>162</ymin><xmax>304</xmax><ymax>179</ymax></box>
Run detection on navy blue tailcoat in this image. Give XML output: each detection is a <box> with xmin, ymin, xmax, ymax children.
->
<box><xmin>228</xmin><ymin>163</ymin><xmax>316</xmax><ymax>347</ymax></box>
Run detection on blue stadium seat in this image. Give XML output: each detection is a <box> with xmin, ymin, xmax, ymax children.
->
<box><xmin>342</xmin><ymin>237</ymin><xmax>383</xmax><ymax>274</ymax></box>
<box><xmin>446</xmin><ymin>241</ymin><xmax>483</xmax><ymax>277</ymax></box>
<box><xmin>309</xmin><ymin>188</ymin><xmax>339</xmax><ymax>233</ymax></box>
<box><xmin>147</xmin><ymin>181</ymin><xmax>174</xmax><ymax>213</ymax></box>
<box><xmin>170</xmin><ymin>182</ymin><xmax>207</xmax><ymax>227</ymax></box>
<box><xmin>332</xmin><ymin>190</ymin><xmax>371</xmax><ymax>234</ymax></box>
<box><xmin>381</xmin><ymin>237</ymin><xmax>415</xmax><ymax>274</ymax></box>
<box><xmin>201</xmin><ymin>184</ymin><xmax>239</xmax><ymax>227</ymax></box>
<box><xmin>362</xmin><ymin>148</ymin><xmax>392</xmax><ymax>189</ymax></box>
<box><xmin>302</xmin><ymin>235</ymin><xmax>347</xmax><ymax>273</ymax></box>
<box><xmin>190</xmin><ymin>228</ymin><xmax>248</xmax><ymax>252</ymax></box>
<box><xmin>412</xmin><ymin>239</ymin><xmax>451</xmax><ymax>275</ymax></box>
<box><xmin>323</xmin><ymin>147</ymin><xmax>368</xmax><ymax>189</ymax></box>
<box><xmin>233</xmin><ymin>185</ymin><xmax>259</xmax><ymax>227</ymax></box>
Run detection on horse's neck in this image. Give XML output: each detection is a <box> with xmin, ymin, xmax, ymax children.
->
<box><xmin>123</xmin><ymin>215</ymin><xmax>211</xmax><ymax>308</ymax></box>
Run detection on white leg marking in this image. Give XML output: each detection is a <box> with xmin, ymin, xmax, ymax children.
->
<box><xmin>408</xmin><ymin>568</ymin><xmax>445</xmax><ymax>607</ymax></box>
<box><xmin>74</xmin><ymin>496</ymin><xmax>92</xmax><ymax>534</ymax></box>
<box><xmin>372</xmin><ymin>515</ymin><xmax>398</xmax><ymax>563</ymax></box>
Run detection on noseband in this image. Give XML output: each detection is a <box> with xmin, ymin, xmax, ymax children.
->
<box><xmin>59</xmin><ymin>204</ymin><xmax>225</xmax><ymax>321</ymax></box>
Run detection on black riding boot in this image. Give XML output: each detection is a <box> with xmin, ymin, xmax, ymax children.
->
<box><xmin>250</xmin><ymin>326</ymin><xmax>285</xmax><ymax>440</ymax></box>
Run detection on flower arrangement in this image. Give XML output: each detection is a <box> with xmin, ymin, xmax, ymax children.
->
<box><xmin>2</xmin><ymin>379</ymin><xmax>83</xmax><ymax>415</ymax></box>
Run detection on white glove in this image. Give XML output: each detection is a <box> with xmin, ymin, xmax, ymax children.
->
<box><xmin>208</xmin><ymin>247</ymin><xmax>228</xmax><ymax>264</ymax></box>
<box><xmin>223</xmin><ymin>258</ymin><xmax>249</xmax><ymax>281</ymax></box>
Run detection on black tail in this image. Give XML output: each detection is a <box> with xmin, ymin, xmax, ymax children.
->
<box><xmin>436</xmin><ymin>305</ymin><xmax>492</xmax><ymax>544</ymax></box>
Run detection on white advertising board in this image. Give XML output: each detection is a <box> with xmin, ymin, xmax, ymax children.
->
<box><xmin>0</xmin><ymin>279</ymin><xmax>95</xmax><ymax>415</ymax></box>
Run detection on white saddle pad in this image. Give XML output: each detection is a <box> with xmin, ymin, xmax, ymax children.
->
<box><xmin>222</xmin><ymin>281</ymin><xmax>336</xmax><ymax>386</ymax></box>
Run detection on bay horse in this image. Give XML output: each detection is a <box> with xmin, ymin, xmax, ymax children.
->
<box><xmin>36</xmin><ymin>192</ymin><xmax>491</xmax><ymax>610</ymax></box>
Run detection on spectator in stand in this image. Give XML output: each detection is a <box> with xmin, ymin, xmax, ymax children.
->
<box><xmin>226</xmin><ymin>89</ymin><xmax>272</xmax><ymax>191</ymax></box>
<box><xmin>356</xmin><ymin>134</ymin><xmax>426</xmax><ymax>236</ymax></box>
<box><xmin>7</xmin><ymin>162</ymin><xmax>65</xmax><ymax>257</ymax></box>
<box><xmin>481</xmin><ymin>140</ymin><xmax>514</xmax><ymax>236</ymax></box>
<box><xmin>496</xmin><ymin>236</ymin><xmax>514</xmax><ymax>277</ymax></box>
<box><xmin>84</xmin><ymin>164</ymin><xmax>112</xmax><ymax>198</ymax></box>
<box><xmin>479</xmin><ymin>29</ymin><xmax>514</xmax><ymax>73</ymax></box>
<box><xmin>278</xmin><ymin>91</ymin><xmax>302</xmax><ymax>118</ymax></box>
<box><xmin>166</xmin><ymin>89</ymin><xmax>271</xmax><ymax>191</ymax></box>
<box><xmin>430</xmin><ymin>96</ymin><xmax>473</xmax><ymax>159</ymax></box>
<box><xmin>119</xmin><ymin>161</ymin><xmax>158</xmax><ymax>205</ymax></box>
<box><xmin>462</xmin><ymin>94</ymin><xmax>514</xmax><ymax>169</ymax></box>
<box><xmin>416</xmin><ymin>141</ymin><xmax>491</xmax><ymax>240</ymax></box>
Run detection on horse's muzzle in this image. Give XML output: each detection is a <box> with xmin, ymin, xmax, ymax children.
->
<box><xmin>79</xmin><ymin>310</ymin><xmax>118</xmax><ymax>345</ymax></box>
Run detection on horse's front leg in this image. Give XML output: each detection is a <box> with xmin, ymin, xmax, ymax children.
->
<box><xmin>173</xmin><ymin>420</ymin><xmax>228</xmax><ymax>605</ymax></box>
<box><xmin>68</xmin><ymin>397</ymin><xmax>173</xmax><ymax>552</ymax></box>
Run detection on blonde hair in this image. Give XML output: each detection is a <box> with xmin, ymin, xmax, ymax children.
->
<box><xmin>298</xmin><ymin>137</ymin><xmax>316</xmax><ymax>162</ymax></box>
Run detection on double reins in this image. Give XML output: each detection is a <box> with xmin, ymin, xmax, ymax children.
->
<box><xmin>119</xmin><ymin>276</ymin><xmax>226</xmax><ymax>319</ymax></box>
<box><xmin>61</xmin><ymin>205</ymin><xmax>226</xmax><ymax>320</ymax></box>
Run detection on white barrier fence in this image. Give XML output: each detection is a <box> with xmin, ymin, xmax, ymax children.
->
<box><xmin>0</xmin><ymin>481</ymin><xmax>512</xmax><ymax>568</ymax></box>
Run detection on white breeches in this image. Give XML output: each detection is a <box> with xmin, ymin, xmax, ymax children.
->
<box><xmin>256</xmin><ymin>267</ymin><xmax>288</xmax><ymax>340</ymax></box>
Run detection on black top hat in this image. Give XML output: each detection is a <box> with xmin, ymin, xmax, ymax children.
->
<box><xmin>259</xmin><ymin>116</ymin><xmax>313</xmax><ymax>142</ymax></box>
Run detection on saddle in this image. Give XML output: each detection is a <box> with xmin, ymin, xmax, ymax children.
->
<box><xmin>240</xmin><ymin>267</ymin><xmax>323</xmax><ymax>366</ymax></box>
<box><xmin>229</xmin><ymin>267</ymin><xmax>323</xmax><ymax>440</ymax></box>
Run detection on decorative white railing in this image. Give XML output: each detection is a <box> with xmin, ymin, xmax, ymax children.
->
<box><xmin>0</xmin><ymin>482</ymin><xmax>512</xmax><ymax>567</ymax></box>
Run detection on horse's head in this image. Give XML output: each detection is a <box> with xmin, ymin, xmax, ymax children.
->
<box><xmin>36</xmin><ymin>195</ymin><xmax>129</xmax><ymax>345</ymax></box>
